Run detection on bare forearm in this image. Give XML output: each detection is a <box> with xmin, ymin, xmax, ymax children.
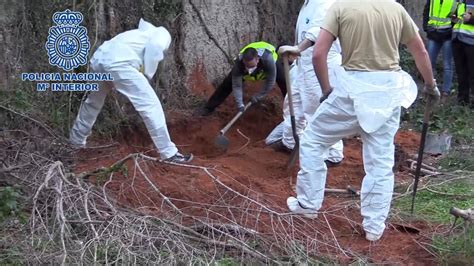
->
<box><xmin>312</xmin><ymin>29</ymin><xmax>336</xmax><ymax>94</ymax></box>
<box><xmin>407</xmin><ymin>35</ymin><xmax>435</xmax><ymax>85</ymax></box>
<box><xmin>298</xmin><ymin>39</ymin><xmax>314</xmax><ymax>53</ymax></box>
<box><xmin>414</xmin><ymin>53</ymin><xmax>434</xmax><ymax>85</ymax></box>
<box><xmin>313</xmin><ymin>52</ymin><xmax>331</xmax><ymax>93</ymax></box>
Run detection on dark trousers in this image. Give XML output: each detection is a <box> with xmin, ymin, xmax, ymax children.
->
<box><xmin>452</xmin><ymin>39</ymin><xmax>474</xmax><ymax>106</ymax></box>
<box><xmin>205</xmin><ymin>59</ymin><xmax>287</xmax><ymax>111</ymax></box>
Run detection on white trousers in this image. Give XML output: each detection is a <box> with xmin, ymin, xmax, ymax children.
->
<box><xmin>296</xmin><ymin>93</ymin><xmax>400</xmax><ymax>236</ymax></box>
<box><xmin>69</xmin><ymin>62</ymin><xmax>178</xmax><ymax>159</ymax></box>
<box><xmin>280</xmin><ymin>61</ymin><xmax>344</xmax><ymax>163</ymax></box>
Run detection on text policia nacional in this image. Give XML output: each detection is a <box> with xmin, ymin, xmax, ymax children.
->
<box><xmin>21</xmin><ymin>72</ymin><xmax>113</xmax><ymax>92</ymax></box>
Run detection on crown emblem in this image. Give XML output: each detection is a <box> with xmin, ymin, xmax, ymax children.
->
<box><xmin>52</xmin><ymin>9</ymin><xmax>84</xmax><ymax>26</ymax></box>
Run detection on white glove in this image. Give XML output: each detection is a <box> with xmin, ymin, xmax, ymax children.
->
<box><xmin>423</xmin><ymin>80</ymin><xmax>440</xmax><ymax>102</ymax></box>
<box><xmin>277</xmin><ymin>45</ymin><xmax>300</xmax><ymax>56</ymax></box>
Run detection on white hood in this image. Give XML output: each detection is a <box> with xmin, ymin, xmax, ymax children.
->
<box><xmin>138</xmin><ymin>18</ymin><xmax>172</xmax><ymax>79</ymax></box>
<box><xmin>139</xmin><ymin>18</ymin><xmax>172</xmax><ymax>51</ymax></box>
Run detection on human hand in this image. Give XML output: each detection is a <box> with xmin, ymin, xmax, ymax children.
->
<box><xmin>423</xmin><ymin>80</ymin><xmax>440</xmax><ymax>102</ymax></box>
<box><xmin>238</xmin><ymin>105</ymin><xmax>245</xmax><ymax>113</ymax></box>
<box><xmin>250</xmin><ymin>95</ymin><xmax>259</xmax><ymax>104</ymax></box>
<box><xmin>278</xmin><ymin>45</ymin><xmax>301</xmax><ymax>56</ymax></box>
<box><xmin>463</xmin><ymin>12</ymin><xmax>472</xmax><ymax>22</ymax></box>
<box><xmin>320</xmin><ymin>87</ymin><xmax>333</xmax><ymax>103</ymax></box>
<box><xmin>449</xmin><ymin>13</ymin><xmax>459</xmax><ymax>23</ymax></box>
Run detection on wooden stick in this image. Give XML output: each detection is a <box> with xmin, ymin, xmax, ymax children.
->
<box><xmin>449</xmin><ymin>207</ymin><xmax>473</xmax><ymax>222</ymax></box>
<box><xmin>325</xmin><ymin>187</ymin><xmax>400</xmax><ymax>196</ymax></box>
<box><xmin>407</xmin><ymin>159</ymin><xmax>437</xmax><ymax>172</ymax></box>
<box><xmin>408</xmin><ymin>168</ymin><xmax>440</xmax><ymax>176</ymax></box>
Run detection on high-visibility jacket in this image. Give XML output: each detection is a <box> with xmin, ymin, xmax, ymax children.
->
<box><xmin>239</xmin><ymin>41</ymin><xmax>278</xmax><ymax>62</ymax></box>
<box><xmin>453</xmin><ymin>1</ymin><xmax>474</xmax><ymax>45</ymax></box>
<box><xmin>239</xmin><ymin>41</ymin><xmax>277</xmax><ymax>81</ymax></box>
<box><xmin>427</xmin><ymin>0</ymin><xmax>458</xmax><ymax>29</ymax></box>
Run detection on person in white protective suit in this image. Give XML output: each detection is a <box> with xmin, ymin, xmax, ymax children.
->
<box><xmin>285</xmin><ymin>0</ymin><xmax>440</xmax><ymax>241</ymax></box>
<box><xmin>265</xmin><ymin>0</ymin><xmax>344</xmax><ymax>165</ymax></box>
<box><xmin>69</xmin><ymin>19</ymin><xmax>193</xmax><ymax>163</ymax></box>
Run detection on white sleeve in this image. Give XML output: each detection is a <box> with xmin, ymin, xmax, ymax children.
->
<box><xmin>304</xmin><ymin>0</ymin><xmax>333</xmax><ymax>42</ymax></box>
<box><xmin>143</xmin><ymin>38</ymin><xmax>164</xmax><ymax>80</ymax></box>
<box><xmin>305</xmin><ymin>27</ymin><xmax>321</xmax><ymax>43</ymax></box>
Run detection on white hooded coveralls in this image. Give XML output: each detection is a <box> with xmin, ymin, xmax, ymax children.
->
<box><xmin>296</xmin><ymin>65</ymin><xmax>417</xmax><ymax>236</ymax></box>
<box><xmin>69</xmin><ymin>19</ymin><xmax>178</xmax><ymax>159</ymax></box>
<box><xmin>266</xmin><ymin>0</ymin><xmax>344</xmax><ymax>162</ymax></box>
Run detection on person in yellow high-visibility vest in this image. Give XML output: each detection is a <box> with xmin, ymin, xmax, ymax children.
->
<box><xmin>423</xmin><ymin>0</ymin><xmax>457</xmax><ymax>102</ymax></box>
<box><xmin>199</xmin><ymin>41</ymin><xmax>287</xmax><ymax>115</ymax></box>
<box><xmin>452</xmin><ymin>0</ymin><xmax>474</xmax><ymax>107</ymax></box>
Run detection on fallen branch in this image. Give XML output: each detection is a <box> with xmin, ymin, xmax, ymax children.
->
<box><xmin>425</xmin><ymin>187</ymin><xmax>474</xmax><ymax>199</ymax></box>
<box><xmin>0</xmin><ymin>163</ymin><xmax>30</xmax><ymax>173</ymax></box>
<box><xmin>325</xmin><ymin>186</ymin><xmax>400</xmax><ymax>197</ymax></box>
<box><xmin>407</xmin><ymin>159</ymin><xmax>438</xmax><ymax>172</ymax></box>
<box><xmin>407</xmin><ymin>166</ymin><xmax>440</xmax><ymax>176</ymax></box>
<box><xmin>83</xmin><ymin>142</ymin><xmax>119</xmax><ymax>150</ymax></box>
<box><xmin>449</xmin><ymin>207</ymin><xmax>473</xmax><ymax>223</ymax></box>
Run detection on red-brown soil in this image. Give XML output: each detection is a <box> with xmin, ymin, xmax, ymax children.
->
<box><xmin>73</xmin><ymin>84</ymin><xmax>436</xmax><ymax>264</ymax></box>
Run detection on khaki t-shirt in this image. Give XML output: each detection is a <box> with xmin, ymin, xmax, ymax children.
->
<box><xmin>323</xmin><ymin>0</ymin><xmax>419</xmax><ymax>71</ymax></box>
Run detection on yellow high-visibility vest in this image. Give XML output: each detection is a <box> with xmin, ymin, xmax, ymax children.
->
<box><xmin>239</xmin><ymin>41</ymin><xmax>278</xmax><ymax>62</ymax></box>
<box><xmin>453</xmin><ymin>2</ymin><xmax>474</xmax><ymax>43</ymax></box>
<box><xmin>428</xmin><ymin>0</ymin><xmax>457</xmax><ymax>29</ymax></box>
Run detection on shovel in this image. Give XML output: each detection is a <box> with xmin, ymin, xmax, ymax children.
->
<box><xmin>282</xmin><ymin>54</ymin><xmax>300</xmax><ymax>169</ymax></box>
<box><xmin>214</xmin><ymin>102</ymin><xmax>252</xmax><ymax>150</ymax></box>
<box><xmin>410</xmin><ymin>96</ymin><xmax>435</xmax><ymax>214</ymax></box>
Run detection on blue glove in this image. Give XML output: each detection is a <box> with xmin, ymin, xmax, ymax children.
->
<box><xmin>238</xmin><ymin>105</ymin><xmax>245</xmax><ymax>113</ymax></box>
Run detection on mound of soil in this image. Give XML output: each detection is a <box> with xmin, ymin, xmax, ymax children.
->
<box><xmin>73</xmin><ymin>84</ymin><xmax>434</xmax><ymax>264</ymax></box>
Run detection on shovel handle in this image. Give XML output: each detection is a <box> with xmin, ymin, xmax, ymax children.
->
<box><xmin>283</xmin><ymin>54</ymin><xmax>300</xmax><ymax>169</ymax></box>
<box><xmin>219</xmin><ymin>102</ymin><xmax>252</xmax><ymax>135</ymax></box>
<box><xmin>282</xmin><ymin>55</ymin><xmax>296</xmax><ymax>119</ymax></box>
<box><xmin>410</xmin><ymin>96</ymin><xmax>434</xmax><ymax>214</ymax></box>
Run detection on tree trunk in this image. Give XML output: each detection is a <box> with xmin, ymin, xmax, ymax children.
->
<box><xmin>0</xmin><ymin>0</ymin><xmax>425</xmax><ymax>107</ymax></box>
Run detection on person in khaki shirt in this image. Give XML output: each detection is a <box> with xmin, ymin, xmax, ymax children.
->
<box><xmin>283</xmin><ymin>0</ymin><xmax>440</xmax><ymax>242</ymax></box>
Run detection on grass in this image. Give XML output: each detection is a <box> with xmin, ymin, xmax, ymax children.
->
<box><xmin>439</xmin><ymin>149</ymin><xmax>474</xmax><ymax>171</ymax></box>
<box><xmin>393</xmin><ymin>178</ymin><xmax>474</xmax><ymax>262</ymax></box>
<box><xmin>401</xmin><ymin>97</ymin><xmax>474</xmax><ymax>144</ymax></box>
<box><xmin>395</xmin><ymin>58</ymin><xmax>473</xmax><ymax>261</ymax></box>
<box><xmin>432</xmin><ymin>227</ymin><xmax>474</xmax><ymax>265</ymax></box>
<box><xmin>394</xmin><ymin>179</ymin><xmax>474</xmax><ymax>223</ymax></box>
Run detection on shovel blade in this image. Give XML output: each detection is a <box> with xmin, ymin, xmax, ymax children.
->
<box><xmin>286</xmin><ymin>145</ymin><xmax>299</xmax><ymax>170</ymax></box>
<box><xmin>424</xmin><ymin>132</ymin><xmax>452</xmax><ymax>154</ymax></box>
<box><xmin>214</xmin><ymin>134</ymin><xmax>230</xmax><ymax>150</ymax></box>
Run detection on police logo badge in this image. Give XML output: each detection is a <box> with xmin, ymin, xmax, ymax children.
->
<box><xmin>45</xmin><ymin>9</ymin><xmax>90</xmax><ymax>71</ymax></box>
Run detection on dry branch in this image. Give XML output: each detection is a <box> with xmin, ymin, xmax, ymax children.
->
<box><xmin>1</xmin><ymin>125</ymin><xmax>369</xmax><ymax>264</ymax></box>
<box><xmin>449</xmin><ymin>207</ymin><xmax>473</xmax><ymax>223</ymax></box>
